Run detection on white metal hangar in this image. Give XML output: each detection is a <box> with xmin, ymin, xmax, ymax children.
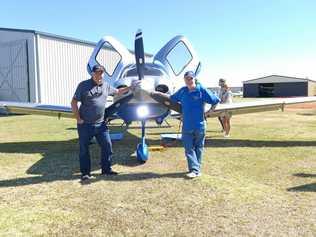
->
<box><xmin>243</xmin><ymin>75</ymin><xmax>316</xmax><ymax>97</ymax></box>
<box><xmin>0</xmin><ymin>27</ymin><xmax>151</xmax><ymax>106</ymax></box>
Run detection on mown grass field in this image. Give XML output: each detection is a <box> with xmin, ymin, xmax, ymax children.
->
<box><xmin>0</xmin><ymin>104</ymin><xmax>315</xmax><ymax>236</ymax></box>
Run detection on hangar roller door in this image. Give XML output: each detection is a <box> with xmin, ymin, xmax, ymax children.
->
<box><xmin>0</xmin><ymin>40</ymin><xmax>29</xmax><ymax>102</ymax></box>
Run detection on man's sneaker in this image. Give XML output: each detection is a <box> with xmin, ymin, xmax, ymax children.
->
<box><xmin>101</xmin><ymin>170</ymin><xmax>119</xmax><ymax>176</ymax></box>
<box><xmin>186</xmin><ymin>172</ymin><xmax>201</xmax><ymax>179</ymax></box>
<box><xmin>81</xmin><ymin>174</ymin><xmax>95</xmax><ymax>181</ymax></box>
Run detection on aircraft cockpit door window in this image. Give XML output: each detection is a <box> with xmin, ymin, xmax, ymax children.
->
<box><xmin>87</xmin><ymin>36</ymin><xmax>133</xmax><ymax>83</ymax></box>
<box><xmin>153</xmin><ymin>36</ymin><xmax>200</xmax><ymax>80</ymax></box>
<box><xmin>96</xmin><ymin>42</ymin><xmax>121</xmax><ymax>77</ymax></box>
<box><xmin>166</xmin><ymin>42</ymin><xmax>192</xmax><ymax>76</ymax></box>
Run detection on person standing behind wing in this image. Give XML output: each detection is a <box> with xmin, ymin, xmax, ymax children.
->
<box><xmin>219</xmin><ymin>80</ymin><xmax>233</xmax><ymax>137</ymax></box>
<box><xmin>217</xmin><ymin>78</ymin><xmax>226</xmax><ymax>132</ymax></box>
<box><xmin>170</xmin><ymin>71</ymin><xmax>220</xmax><ymax>179</ymax></box>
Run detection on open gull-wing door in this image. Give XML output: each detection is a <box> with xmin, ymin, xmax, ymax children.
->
<box><xmin>153</xmin><ymin>36</ymin><xmax>200</xmax><ymax>90</ymax></box>
<box><xmin>87</xmin><ymin>36</ymin><xmax>133</xmax><ymax>84</ymax></box>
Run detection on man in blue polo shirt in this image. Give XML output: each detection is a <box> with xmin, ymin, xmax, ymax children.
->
<box><xmin>170</xmin><ymin>71</ymin><xmax>220</xmax><ymax>178</ymax></box>
<box><xmin>71</xmin><ymin>65</ymin><xmax>134</xmax><ymax>181</ymax></box>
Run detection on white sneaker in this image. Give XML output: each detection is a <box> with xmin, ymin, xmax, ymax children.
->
<box><xmin>186</xmin><ymin>172</ymin><xmax>201</xmax><ymax>178</ymax></box>
<box><xmin>224</xmin><ymin>133</ymin><xmax>230</xmax><ymax>138</ymax></box>
<box><xmin>80</xmin><ymin>174</ymin><xmax>95</xmax><ymax>181</ymax></box>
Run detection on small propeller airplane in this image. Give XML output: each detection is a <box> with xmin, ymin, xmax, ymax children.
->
<box><xmin>1</xmin><ymin>30</ymin><xmax>316</xmax><ymax>163</ymax></box>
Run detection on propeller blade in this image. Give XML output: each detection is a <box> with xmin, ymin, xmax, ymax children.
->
<box><xmin>104</xmin><ymin>93</ymin><xmax>134</xmax><ymax>119</ymax></box>
<box><xmin>135</xmin><ymin>29</ymin><xmax>145</xmax><ymax>81</ymax></box>
<box><xmin>150</xmin><ymin>91</ymin><xmax>182</xmax><ymax>114</ymax></box>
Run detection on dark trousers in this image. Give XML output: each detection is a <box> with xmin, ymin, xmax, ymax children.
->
<box><xmin>77</xmin><ymin>122</ymin><xmax>113</xmax><ymax>175</ymax></box>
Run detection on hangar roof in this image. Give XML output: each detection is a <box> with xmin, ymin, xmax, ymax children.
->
<box><xmin>243</xmin><ymin>75</ymin><xmax>316</xmax><ymax>84</ymax></box>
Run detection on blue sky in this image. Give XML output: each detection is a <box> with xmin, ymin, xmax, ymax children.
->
<box><xmin>1</xmin><ymin>0</ymin><xmax>316</xmax><ymax>86</ymax></box>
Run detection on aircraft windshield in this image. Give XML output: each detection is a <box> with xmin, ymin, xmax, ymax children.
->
<box><xmin>96</xmin><ymin>42</ymin><xmax>121</xmax><ymax>76</ymax></box>
<box><xmin>124</xmin><ymin>66</ymin><xmax>164</xmax><ymax>77</ymax></box>
<box><xmin>166</xmin><ymin>41</ymin><xmax>192</xmax><ymax>76</ymax></box>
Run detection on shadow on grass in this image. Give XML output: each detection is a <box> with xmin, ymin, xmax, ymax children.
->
<box><xmin>0</xmin><ymin>129</ymin><xmax>315</xmax><ymax>187</ymax></box>
<box><xmin>148</xmin><ymin>137</ymin><xmax>316</xmax><ymax>148</ymax></box>
<box><xmin>204</xmin><ymin>139</ymin><xmax>316</xmax><ymax>147</ymax></box>
<box><xmin>0</xmin><ymin>129</ymin><xmax>183</xmax><ymax>187</ymax></box>
<box><xmin>80</xmin><ymin>172</ymin><xmax>188</xmax><ymax>185</ymax></box>
<box><xmin>287</xmin><ymin>183</ymin><xmax>316</xmax><ymax>192</ymax></box>
<box><xmin>287</xmin><ymin>173</ymin><xmax>316</xmax><ymax>192</ymax></box>
<box><xmin>293</xmin><ymin>173</ymin><xmax>316</xmax><ymax>178</ymax></box>
<box><xmin>297</xmin><ymin>112</ymin><xmax>316</xmax><ymax>116</ymax></box>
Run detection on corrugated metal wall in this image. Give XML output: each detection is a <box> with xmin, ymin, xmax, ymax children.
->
<box><xmin>37</xmin><ymin>35</ymin><xmax>95</xmax><ymax>106</ymax></box>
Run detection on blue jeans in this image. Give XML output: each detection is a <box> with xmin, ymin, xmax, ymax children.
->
<box><xmin>77</xmin><ymin>122</ymin><xmax>113</xmax><ymax>175</ymax></box>
<box><xmin>182</xmin><ymin>130</ymin><xmax>205</xmax><ymax>174</ymax></box>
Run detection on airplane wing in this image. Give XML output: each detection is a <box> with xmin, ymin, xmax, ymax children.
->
<box><xmin>165</xmin><ymin>96</ymin><xmax>316</xmax><ymax>119</ymax></box>
<box><xmin>146</xmin><ymin>90</ymin><xmax>316</xmax><ymax>119</ymax></box>
<box><xmin>0</xmin><ymin>96</ymin><xmax>126</xmax><ymax>120</ymax></box>
<box><xmin>206</xmin><ymin>96</ymin><xmax>316</xmax><ymax>118</ymax></box>
<box><xmin>3</xmin><ymin>96</ymin><xmax>314</xmax><ymax>120</ymax></box>
<box><xmin>0</xmin><ymin>101</ymin><xmax>74</xmax><ymax>118</ymax></box>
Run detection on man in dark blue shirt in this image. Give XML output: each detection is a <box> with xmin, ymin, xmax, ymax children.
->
<box><xmin>170</xmin><ymin>71</ymin><xmax>220</xmax><ymax>178</ymax></box>
<box><xmin>71</xmin><ymin>65</ymin><xmax>132</xmax><ymax>181</ymax></box>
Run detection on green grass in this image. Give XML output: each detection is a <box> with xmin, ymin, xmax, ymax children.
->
<box><xmin>0</xmin><ymin>106</ymin><xmax>316</xmax><ymax>236</ymax></box>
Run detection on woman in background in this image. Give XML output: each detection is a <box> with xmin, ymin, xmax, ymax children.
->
<box><xmin>219</xmin><ymin>82</ymin><xmax>233</xmax><ymax>137</ymax></box>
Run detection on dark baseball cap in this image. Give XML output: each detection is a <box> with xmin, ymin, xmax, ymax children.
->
<box><xmin>92</xmin><ymin>65</ymin><xmax>105</xmax><ymax>72</ymax></box>
<box><xmin>184</xmin><ymin>71</ymin><xmax>195</xmax><ymax>79</ymax></box>
<box><xmin>219</xmin><ymin>78</ymin><xmax>226</xmax><ymax>83</ymax></box>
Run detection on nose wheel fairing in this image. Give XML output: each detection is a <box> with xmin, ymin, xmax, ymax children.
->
<box><xmin>136</xmin><ymin>120</ymin><xmax>148</xmax><ymax>163</ymax></box>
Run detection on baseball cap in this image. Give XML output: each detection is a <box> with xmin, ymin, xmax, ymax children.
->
<box><xmin>92</xmin><ymin>65</ymin><xmax>105</xmax><ymax>73</ymax></box>
<box><xmin>184</xmin><ymin>71</ymin><xmax>195</xmax><ymax>79</ymax></box>
<box><xmin>219</xmin><ymin>78</ymin><xmax>226</xmax><ymax>83</ymax></box>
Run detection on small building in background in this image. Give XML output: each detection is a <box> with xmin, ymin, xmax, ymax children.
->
<box><xmin>243</xmin><ymin>75</ymin><xmax>316</xmax><ymax>97</ymax></box>
<box><xmin>0</xmin><ymin>27</ymin><xmax>151</xmax><ymax>106</ymax></box>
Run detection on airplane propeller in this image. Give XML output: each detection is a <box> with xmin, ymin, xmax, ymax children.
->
<box><xmin>134</xmin><ymin>30</ymin><xmax>182</xmax><ymax>114</ymax></box>
<box><xmin>134</xmin><ymin>29</ymin><xmax>149</xmax><ymax>162</ymax></box>
<box><xmin>135</xmin><ymin>29</ymin><xmax>145</xmax><ymax>81</ymax></box>
<box><xmin>133</xmin><ymin>29</ymin><xmax>182</xmax><ymax>162</ymax></box>
<box><xmin>104</xmin><ymin>29</ymin><xmax>146</xmax><ymax>121</ymax></box>
<box><xmin>149</xmin><ymin>91</ymin><xmax>182</xmax><ymax>113</ymax></box>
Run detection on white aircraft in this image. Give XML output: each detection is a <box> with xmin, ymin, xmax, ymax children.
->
<box><xmin>1</xmin><ymin>30</ymin><xmax>316</xmax><ymax>162</ymax></box>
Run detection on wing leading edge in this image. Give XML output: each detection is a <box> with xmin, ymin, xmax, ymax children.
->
<box><xmin>206</xmin><ymin>96</ymin><xmax>316</xmax><ymax>118</ymax></box>
<box><xmin>0</xmin><ymin>101</ymin><xmax>73</xmax><ymax>118</ymax></box>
